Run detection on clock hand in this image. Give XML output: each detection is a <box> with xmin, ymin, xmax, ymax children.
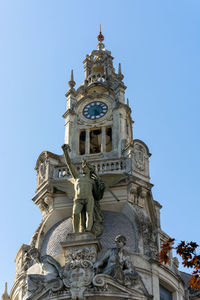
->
<box><xmin>94</xmin><ymin>108</ymin><xmax>98</xmax><ymax>115</ymax></box>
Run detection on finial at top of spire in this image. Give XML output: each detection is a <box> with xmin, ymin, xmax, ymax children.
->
<box><xmin>68</xmin><ymin>69</ymin><xmax>76</xmax><ymax>89</ymax></box>
<box><xmin>118</xmin><ymin>63</ymin><xmax>124</xmax><ymax>80</ymax></box>
<box><xmin>2</xmin><ymin>283</ymin><xmax>10</xmax><ymax>300</ymax></box>
<box><xmin>97</xmin><ymin>25</ymin><xmax>104</xmax><ymax>43</ymax></box>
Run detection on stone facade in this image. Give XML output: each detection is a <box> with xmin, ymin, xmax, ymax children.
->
<box><xmin>3</xmin><ymin>33</ymin><xmax>199</xmax><ymax>300</ymax></box>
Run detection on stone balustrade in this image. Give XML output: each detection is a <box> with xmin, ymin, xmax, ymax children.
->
<box><xmin>87</xmin><ymin>72</ymin><xmax>105</xmax><ymax>84</ymax></box>
<box><xmin>55</xmin><ymin>158</ymin><xmax>128</xmax><ymax>179</ymax></box>
<box><xmin>36</xmin><ymin>157</ymin><xmax>131</xmax><ymax>191</ymax></box>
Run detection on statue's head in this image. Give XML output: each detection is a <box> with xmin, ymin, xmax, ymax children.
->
<box><xmin>82</xmin><ymin>160</ymin><xmax>95</xmax><ymax>176</ymax></box>
<box><xmin>115</xmin><ymin>235</ymin><xmax>126</xmax><ymax>248</ymax></box>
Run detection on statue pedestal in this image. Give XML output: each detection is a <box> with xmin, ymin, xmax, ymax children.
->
<box><xmin>61</xmin><ymin>232</ymin><xmax>101</xmax><ymax>263</ymax></box>
<box><xmin>60</xmin><ymin>233</ymin><xmax>101</xmax><ymax>300</ymax></box>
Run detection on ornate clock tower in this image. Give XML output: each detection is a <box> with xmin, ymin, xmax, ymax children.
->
<box><xmin>4</xmin><ymin>31</ymin><xmax>192</xmax><ymax>300</ymax></box>
<box><xmin>64</xmin><ymin>31</ymin><xmax>133</xmax><ymax>162</ymax></box>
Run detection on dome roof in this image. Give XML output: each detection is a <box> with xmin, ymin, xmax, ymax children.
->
<box><xmin>41</xmin><ymin>210</ymin><xmax>137</xmax><ymax>256</ymax></box>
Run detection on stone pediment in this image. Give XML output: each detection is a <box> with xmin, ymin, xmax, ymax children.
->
<box><xmin>90</xmin><ymin>274</ymin><xmax>152</xmax><ymax>300</ymax></box>
<box><xmin>27</xmin><ymin>274</ymin><xmax>151</xmax><ymax>300</ymax></box>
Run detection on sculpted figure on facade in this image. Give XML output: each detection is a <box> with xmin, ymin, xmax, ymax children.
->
<box><xmin>134</xmin><ymin>206</ymin><xmax>158</xmax><ymax>258</ymax></box>
<box><xmin>36</xmin><ymin>156</ymin><xmax>47</xmax><ymax>187</ymax></box>
<box><xmin>133</xmin><ymin>144</ymin><xmax>145</xmax><ymax>171</ymax></box>
<box><xmin>27</xmin><ymin>248</ymin><xmax>63</xmax><ymax>297</ymax></box>
<box><xmin>62</xmin><ymin>144</ymin><xmax>105</xmax><ymax>235</ymax></box>
<box><xmin>94</xmin><ymin>235</ymin><xmax>139</xmax><ymax>286</ymax></box>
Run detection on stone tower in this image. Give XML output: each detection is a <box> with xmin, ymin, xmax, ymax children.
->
<box><xmin>6</xmin><ymin>31</ymin><xmax>193</xmax><ymax>300</ymax></box>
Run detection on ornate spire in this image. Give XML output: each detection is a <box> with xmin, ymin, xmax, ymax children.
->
<box><xmin>118</xmin><ymin>63</ymin><xmax>124</xmax><ymax>80</ymax></box>
<box><xmin>68</xmin><ymin>69</ymin><xmax>76</xmax><ymax>89</ymax></box>
<box><xmin>97</xmin><ymin>25</ymin><xmax>104</xmax><ymax>43</ymax></box>
<box><xmin>2</xmin><ymin>283</ymin><xmax>10</xmax><ymax>300</ymax></box>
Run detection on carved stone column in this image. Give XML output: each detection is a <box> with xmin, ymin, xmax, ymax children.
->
<box><xmin>101</xmin><ymin>126</ymin><xmax>106</xmax><ymax>152</ymax></box>
<box><xmin>85</xmin><ymin>129</ymin><xmax>90</xmax><ymax>154</ymax></box>
<box><xmin>138</xmin><ymin>188</ymin><xmax>147</xmax><ymax>208</ymax></box>
<box><xmin>46</xmin><ymin>160</ymin><xmax>53</xmax><ymax>180</ymax></box>
<box><xmin>128</xmin><ymin>183</ymin><xmax>138</xmax><ymax>204</ymax></box>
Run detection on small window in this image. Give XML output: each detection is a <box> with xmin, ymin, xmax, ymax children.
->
<box><xmin>160</xmin><ymin>285</ymin><xmax>172</xmax><ymax>300</ymax></box>
<box><xmin>90</xmin><ymin>129</ymin><xmax>102</xmax><ymax>154</ymax></box>
<box><xmin>79</xmin><ymin>130</ymin><xmax>86</xmax><ymax>155</ymax></box>
<box><xmin>106</xmin><ymin>127</ymin><xmax>112</xmax><ymax>152</ymax></box>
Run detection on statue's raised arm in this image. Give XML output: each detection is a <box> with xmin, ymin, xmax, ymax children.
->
<box><xmin>61</xmin><ymin>144</ymin><xmax>79</xmax><ymax>179</ymax></box>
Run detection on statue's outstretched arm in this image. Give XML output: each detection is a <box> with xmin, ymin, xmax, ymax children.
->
<box><xmin>62</xmin><ymin>144</ymin><xmax>79</xmax><ymax>179</ymax></box>
<box><xmin>94</xmin><ymin>249</ymin><xmax>111</xmax><ymax>269</ymax></box>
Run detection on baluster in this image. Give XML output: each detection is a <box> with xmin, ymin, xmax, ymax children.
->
<box><xmin>62</xmin><ymin>169</ymin><xmax>66</xmax><ymax>177</ymax></box>
<box><xmin>66</xmin><ymin>167</ymin><xmax>69</xmax><ymax>176</ymax></box>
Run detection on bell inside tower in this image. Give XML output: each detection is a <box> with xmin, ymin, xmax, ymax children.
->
<box><xmin>79</xmin><ymin>126</ymin><xmax>112</xmax><ymax>155</ymax></box>
<box><xmin>90</xmin><ymin>129</ymin><xmax>102</xmax><ymax>154</ymax></box>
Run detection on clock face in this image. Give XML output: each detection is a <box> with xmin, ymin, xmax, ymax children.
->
<box><xmin>83</xmin><ymin>101</ymin><xmax>108</xmax><ymax>120</ymax></box>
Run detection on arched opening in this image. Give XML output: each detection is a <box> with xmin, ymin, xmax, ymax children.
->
<box><xmin>90</xmin><ymin>128</ymin><xmax>102</xmax><ymax>154</ymax></box>
<box><xmin>79</xmin><ymin>130</ymin><xmax>86</xmax><ymax>155</ymax></box>
<box><xmin>106</xmin><ymin>127</ymin><xmax>112</xmax><ymax>152</ymax></box>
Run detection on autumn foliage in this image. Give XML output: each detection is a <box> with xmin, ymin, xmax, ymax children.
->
<box><xmin>159</xmin><ymin>239</ymin><xmax>200</xmax><ymax>290</ymax></box>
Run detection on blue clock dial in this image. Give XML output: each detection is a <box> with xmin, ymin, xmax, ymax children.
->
<box><xmin>83</xmin><ymin>101</ymin><xmax>108</xmax><ymax>119</ymax></box>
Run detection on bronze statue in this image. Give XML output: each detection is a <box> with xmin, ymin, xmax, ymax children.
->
<box><xmin>62</xmin><ymin>144</ymin><xmax>105</xmax><ymax>235</ymax></box>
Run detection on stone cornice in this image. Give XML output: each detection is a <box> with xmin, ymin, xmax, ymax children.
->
<box><xmin>113</xmin><ymin>102</ymin><xmax>131</xmax><ymax>114</ymax></box>
<box><xmin>77</xmin><ymin>81</ymin><xmax>111</xmax><ymax>97</ymax></box>
<box><xmin>122</xmin><ymin>139</ymin><xmax>151</xmax><ymax>157</ymax></box>
<box><xmin>32</xmin><ymin>181</ymin><xmax>53</xmax><ymax>204</ymax></box>
<box><xmin>77</xmin><ymin>91</ymin><xmax>114</xmax><ymax>107</ymax></box>
<box><xmin>62</xmin><ymin>108</ymin><xmax>76</xmax><ymax>119</ymax></box>
<box><xmin>35</xmin><ymin>151</ymin><xmax>61</xmax><ymax>170</ymax></box>
<box><xmin>65</xmin><ymin>88</ymin><xmax>76</xmax><ymax>98</ymax></box>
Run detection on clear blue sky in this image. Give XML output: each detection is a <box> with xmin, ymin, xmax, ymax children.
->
<box><xmin>1</xmin><ymin>0</ymin><xmax>200</xmax><ymax>295</ymax></box>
